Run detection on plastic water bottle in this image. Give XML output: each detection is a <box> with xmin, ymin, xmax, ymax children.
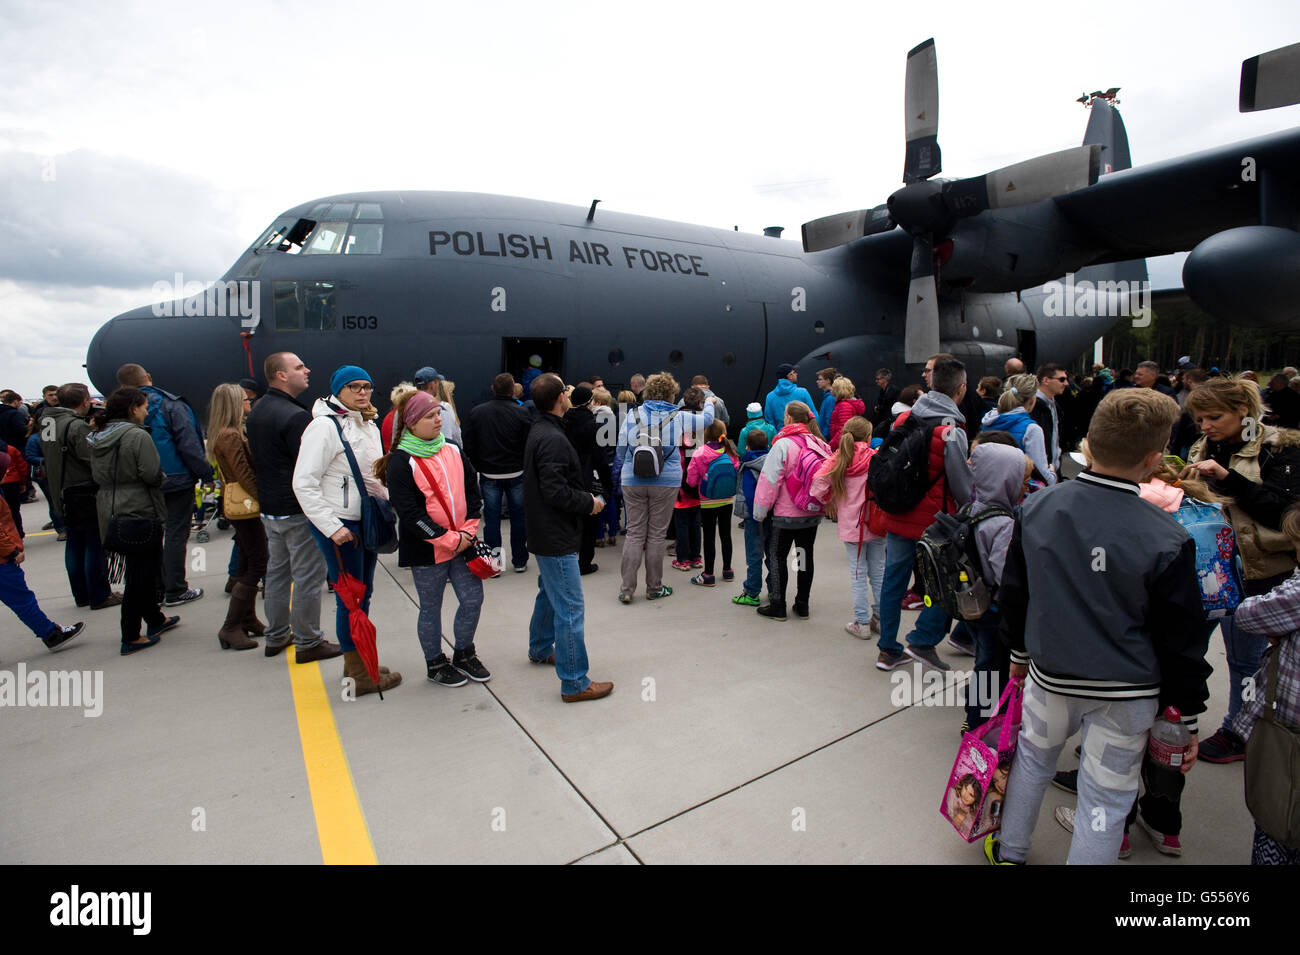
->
<box><xmin>1147</xmin><ymin>706</ymin><xmax>1192</xmax><ymax>769</ymax></box>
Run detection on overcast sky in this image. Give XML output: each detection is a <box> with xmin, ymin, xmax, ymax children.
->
<box><xmin>2</xmin><ymin>0</ymin><xmax>1298</xmax><ymax>398</ymax></box>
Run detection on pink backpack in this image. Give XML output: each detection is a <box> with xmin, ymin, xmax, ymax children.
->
<box><xmin>782</xmin><ymin>433</ymin><xmax>832</xmax><ymax>513</ymax></box>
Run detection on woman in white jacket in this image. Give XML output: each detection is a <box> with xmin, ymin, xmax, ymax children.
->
<box><xmin>292</xmin><ymin>365</ymin><xmax>401</xmax><ymax>694</ymax></box>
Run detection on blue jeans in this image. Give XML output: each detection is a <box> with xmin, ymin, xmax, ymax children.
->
<box><xmin>597</xmin><ymin>491</ymin><xmax>620</xmax><ymax>540</ymax></box>
<box><xmin>0</xmin><ymin>560</ymin><xmax>56</xmax><ymax>638</ymax></box>
<box><xmin>309</xmin><ymin>520</ymin><xmax>375</xmax><ymax>653</ymax></box>
<box><xmin>741</xmin><ymin>517</ymin><xmax>769</xmax><ymax>597</ymax></box>
<box><xmin>1218</xmin><ymin>613</ymin><xmax>1269</xmax><ymax>730</ymax></box>
<box><xmin>844</xmin><ymin>537</ymin><xmax>886</xmax><ymax>623</ymax></box>
<box><xmin>37</xmin><ymin>477</ymin><xmax>65</xmax><ymax>533</ymax></box>
<box><xmin>481</xmin><ymin>476</ymin><xmax>528</xmax><ymax>569</ymax></box>
<box><xmin>528</xmin><ymin>553</ymin><xmax>590</xmax><ymax>696</ymax></box>
<box><xmin>64</xmin><ymin>520</ymin><xmax>110</xmax><ymax>607</ymax></box>
<box><xmin>879</xmin><ymin>531</ymin><xmax>948</xmax><ymax>654</ymax></box>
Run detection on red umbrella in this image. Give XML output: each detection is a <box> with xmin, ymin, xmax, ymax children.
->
<box><xmin>332</xmin><ymin>544</ymin><xmax>383</xmax><ymax>699</ymax></box>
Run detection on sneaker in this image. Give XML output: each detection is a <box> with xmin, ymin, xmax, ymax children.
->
<box><xmin>90</xmin><ymin>592</ymin><xmax>124</xmax><ymax>610</ymax></box>
<box><xmin>42</xmin><ymin>521</ymin><xmax>54</xmax><ymax>530</ymax></box>
<box><xmin>618</xmin><ymin>593</ymin><xmax>632</xmax><ymax>605</ymax></box>
<box><xmin>164</xmin><ymin>588</ymin><xmax>204</xmax><ymax>606</ymax></box>
<box><xmin>875</xmin><ymin>649</ymin><xmax>909</xmax><ymax>671</ymax></box>
<box><xmin>671</xmin><ymin>560</ymin><xmax>692</xmax><ymax>572</ymax></box>
<box><xmin>56</xmin><ymin>531</ymin><xmax>67</xmax><ymax>542</ymax></box>
<box><xmin>1198</xmin><ymin>728</ymin><xmax>1246</xmax><ymax>763</ymax></box>
<box><xmin>579</xmin><ymin>563</ymin><xmax>598</xmax><ymax>576</ymax></box>
<box><xmin>902</xmin><ymin>589</ymin><xmax>925</xmax><ymax>610</ymax></box>
<box><xmin>732</xmin><ymin>593</ymin><xmax>760</xmax><ymax>606</ymax></box>
<box><xmin>756</xmin><ymin>601</ymin><xmax>787</xmax><ymax>621</ymax></box>
<box><xmin>195</xmin><ymin>529</ymin><xmax>210</xmax><ymax>544</ymax></box>
<box><xmin>453</xmin><ymin>652</ymin><xmax>491</xmax><ymax>683</ymax></box>
<box><xmin>691</xmin><ymin>558</ymin><xmax>704</xmax><ymax>569</ymax></box>
<box><xmin>1137</xmin><ymin>816</ymin><xmax>1183</xmax><ymax>857</ymax></box>
<box><xmin>869</xmin><ymin>613</ymin><xmax>880</xmax><ymax>634</ymax></box>
<box><xmin>43</xmin><ymin>622</ymin><xmax>85</xmax><ymax>652</ymax></box>
<box><xmin>984</xmin><ymin>834</ymin><xmax>1022</xmax><ymax>866</ymax></box>
<box><xmin>905</xmin><ymin>644</ymin><xmax>951</xmax><ymax>672</ymax></box>
<box><xmin>947</xmin><ymin>634</ymin><xmax>976</xmax><ymax>656</ymax></box>
<box><xmin>844</xmin><ymin>621</ymin><xmax>872</xmax><ymax>639</ymax></box>
<box><xmin>427</xmin><ymin>656</ymin><xmax>468</xmax><ymax>687</ymax></box>
<box><xmin>792</xmin><ymin>601</ymin><xmax>809</xmax><ymax>618</ymax></box>
<box><xmin>646</xmin><ymin>586</ymin><xmax>673</xmax><ymax>599</ymax></box>
<box><xmin>1054</xmin><ymin>805</ymin><xmax>1076</xmax><ymax>832</ymax></box>
<box><xmin>1119</xmin><ymin>834</ymin><xmax>1132</xmax><ymax>859</ymax></box>
<box><xmin>1051</xmin><ymin>770</ymin><xmax>1078</xmax><ymax>795</ymax></box>
<box><xmin>513</xmin><ymin>564</ymin><xmax>528</xmax><ymax>573</ymax></box>
<box><xmin>722</xmin><ymin>568</ymin><xmax>735</xmax><ymax>581</ymax></box>
<box><xmin>690</xmin><ymin>573</ymin><xmax>715</xmax><ymax>587</ymax></box>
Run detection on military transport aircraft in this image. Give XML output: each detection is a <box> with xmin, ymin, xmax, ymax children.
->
<box><xmin>85</xmin><ymin>40</ymin><xmax>1300</xmax><ymax>417</ymax></box>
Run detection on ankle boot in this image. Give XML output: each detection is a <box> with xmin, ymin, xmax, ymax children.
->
<box><xmin>234</xmin><ymin>582</ymin><xmax>266</xmax><ymax>635</ymax></box>
<box><xmin>224</xmin><ymin>576</ymin><xmax>237</xmax><ymax>595</ymax></box>
<box><xmin>219</xmin><ymin>585</ymin><xmax>260</xmax><ymax>650</ymax></box>
<box><xmin>342</xmin><ymin>651</ymin><xmax>402</xmax><ymax>696</ymax></box>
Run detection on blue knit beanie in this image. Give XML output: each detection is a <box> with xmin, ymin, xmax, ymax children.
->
<box><xmin>330</xmin><ymin>365</ymin><xmax>371</xmax><ymax>397</ymax></box>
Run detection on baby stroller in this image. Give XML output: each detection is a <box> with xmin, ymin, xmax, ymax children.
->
<box><xmin>192</xmin><ymin>482</ymin><xmax>221</xmax><ymax>543</ymax></box>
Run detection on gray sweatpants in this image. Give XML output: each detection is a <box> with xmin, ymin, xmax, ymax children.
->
<box><xmin>261</xmin><ymin>514</ymin><xmax>326</xmax><ymax>649</ymax></box>
<box><xmin>998</xmin><ymin>676</ymin><xmax>1156</xmax><ymax>865</ymax></box>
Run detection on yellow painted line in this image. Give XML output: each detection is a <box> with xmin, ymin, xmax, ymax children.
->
<box><xmin>286</xmin><ymin>646</ymin><xmax>378</xmax><ymax>865</ymax></box>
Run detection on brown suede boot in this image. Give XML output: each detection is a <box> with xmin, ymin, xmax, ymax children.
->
<box><xmin>342</xmin><ymin>651</ymin><xmax>401</xmax><ymax>696</ymax></box>
<box><xmin>236</xmin><ymin>582</ymin><xmax>266</xmax><ymax>635</ymax></box>
<box><xmin>219</xmin><ymin>584</ymin><xmax>260</xmax><ymax>650</ymax></box>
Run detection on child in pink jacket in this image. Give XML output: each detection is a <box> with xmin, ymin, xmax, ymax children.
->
<box><xmin>810</xmin><ymin>416</ymin><xmax>883</xmax><ymax>637</ymax></box>
<box><xmin>685</xmin><ymin>420</ymin><xmax>740</xmax><ymax>587</ymax></box>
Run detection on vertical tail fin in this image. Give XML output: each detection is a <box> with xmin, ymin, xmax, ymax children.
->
<box><xmin>1082</xmin><ymin>95</ymin><xmax>1131</xmax><ymax>175</ymax></box>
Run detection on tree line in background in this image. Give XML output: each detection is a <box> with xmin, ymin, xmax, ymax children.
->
<box><xmin>1071</xmin><ymin>300</ymin><xmax>1300</xmax><ymax>376</ymax></box>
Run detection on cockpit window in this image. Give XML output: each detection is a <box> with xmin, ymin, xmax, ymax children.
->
<box><xmin>308</xmin><ymin>203</ymin><xmax>331</xmax><ymax>218</ymax></box>
<box><xmin>325</xmin><ymin>203</ymin><xmax>355</xmax><ymax>219</ymax></box>
<box><xmin>355</xmin><ymin>203</ymin><xmax>383</xmax><ymax>219</ymax></box>
<box><xmin>343</xmin><ymin>223</ymin><xmax>383</xmax><ymax>254</ymax></box>
<box><xmin>257</xmin><ymin>217</ymin><xmax>314</xmax><ymax>254</ymax></box>
<box><xmin>304</xmin><ymin>222</ymin><xmax>349</xmax><ymax>255</ymax></box>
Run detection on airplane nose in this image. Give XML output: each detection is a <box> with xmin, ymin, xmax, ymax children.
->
<box><xmin>86</xmin><ymin>304</ymin><xmax>253</xmax><ymax>404</ymax></box>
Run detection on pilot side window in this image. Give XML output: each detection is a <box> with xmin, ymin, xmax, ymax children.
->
<box><xmin>273</xmin><ymin>282</ymin><xmax>300</xmax><ymax>330</ymax></box>
<box><xmin>273</xmin><ymin>281</ymin><xmax>337</xmax><ymax>330</ymax></box>
<box><xmin>304</xmin><ymin>282</ymin><xmax>336</xmax><ymax>330</ymax></box>
<box><xmin>304</xmin><ymin>222</ymin><xmax>348</xmax><ymax>255</ymax></box>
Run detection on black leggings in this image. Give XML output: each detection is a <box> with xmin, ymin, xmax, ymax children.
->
<box><xmin>122</xmin><ymin>539</ymin><xmax>166</xmax><ymax>641</ymax></box>
<box><xmin>701</xmin><ymin>505</ymin><xmax>733</xmax><ymax>575</ymax></box>
<box><xmin>767</xmin><ymin>524</ymin><xmax>817</xmax><ymax>606</ymax></box>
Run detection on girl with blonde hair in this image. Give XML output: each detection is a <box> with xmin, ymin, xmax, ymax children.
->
<box><xmin>809</xmin><ymin>417</ymin><xmax>883</xmax><ymax>636</ymax></box>
<box><xmin>979</xmin><ymin>373</ymin><xmax>1055</xmax><ymax>484</ymax></box>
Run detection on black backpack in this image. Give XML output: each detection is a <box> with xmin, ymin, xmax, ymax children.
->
<box><xmin>914</xmin><ymin>503</ymin><xmax>1013</xmax><ymax>621</ymax></box>
<box><xmin>867</xmin><ymin>416</ymin><xmax>940</xmax><ymax>513</ymax></box>
<box><xmin>632</xmin><ymin>407</ymin><xmax>681</xmax><ymax>478</ymax></box>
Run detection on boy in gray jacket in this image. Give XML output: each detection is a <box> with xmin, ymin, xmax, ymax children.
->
<box><xmin>987</xmin><ymin>389</ymin><xmax>1211</xmax><ymax>865</ymax></box>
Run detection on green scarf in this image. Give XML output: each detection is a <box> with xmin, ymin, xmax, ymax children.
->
<box><xmin>398</xmin><ymin>431</ymin><xmax>444</xmax><ymax>457</ymax></box>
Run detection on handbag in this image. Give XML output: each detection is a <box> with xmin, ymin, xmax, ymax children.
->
<box><xmin>413</xmin><ymin>455</ymin><xmax>502</xmax><ymax>579</ymax></box>
<box><xmin>1244</xmin><ymin>645</ymin><xmax>1300</xmax><ymax>848</ymax></box>
<box><xmin>222</xmin><ymin>479</ymin><xmax>260</xmax><ymax>520</ymax></box>
<box><xmin>942</xmin><ymin>678</ymin><xmax>1023</xmax><ymax>843</ymax></box>
<box><xmin>330</xmin><ymin>418</ymin><xmax>397</xmax><ymax>554</ymax></box>
<box><xmin>60</xmin><ymin>480</ymin><xmax>99</xmax><ymax>526</ymax></box>
<box><xmin>102</xmin><ymin>443</ymin><xmax>163</xmax><ymax>556</ymax></box>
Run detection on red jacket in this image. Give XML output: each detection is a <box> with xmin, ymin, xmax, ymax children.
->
<box><xmin>2</xmin><ymin>444</ymin><xmax>28</xmax><ymax>485</ymax></box>
<box><xmin>828</xmin><ymin>398</ymin><xmax>866</xmax><ymax>446</ymax></box>
<box><xmin>878</xmin><ymin>409</ymin><xmax>959</xmax><ymax>540</ymax></box>
<box><xmin>0</xmin><ymin>495</ymin><xmax>22</xmax><ymax>561</ymax></box>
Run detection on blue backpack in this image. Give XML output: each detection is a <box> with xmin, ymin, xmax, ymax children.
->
<box><xmin>143</xmin><ymin>387</ymin><xmax>204</xmax><ymax>483</ymax></box>
<box><xmin>1171</xmin><ymin>498</ymin><xmax>1245</xmax><ymax>619</ymax></box>
<box><xmin>701</xmin><ymin>450</ymin><xmax>738</xmax><ymax>500</ymax></box>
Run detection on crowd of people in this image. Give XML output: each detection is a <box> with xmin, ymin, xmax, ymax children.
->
<box><xmin>2</xmin><ymin>350</ymin><xmax>1299</xmax><ymax>864</ymax></box>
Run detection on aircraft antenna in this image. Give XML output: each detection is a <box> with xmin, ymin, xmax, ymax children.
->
<box><xmin>587</xmin><ymin>199</ymin><xmax>600</xmax><ymax>222</ymax></box>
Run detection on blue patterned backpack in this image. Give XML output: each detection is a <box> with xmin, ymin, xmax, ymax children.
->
<box><xmin>1171</xmin><ymin>498</ymin><xmax>1244</xmax><ymax>619</ymax></box>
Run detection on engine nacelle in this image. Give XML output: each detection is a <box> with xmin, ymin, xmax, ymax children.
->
<box><xmin>1183</xmin><ymin>226</ymin><xmax>1300</xmax><ymax>329</ymax></box>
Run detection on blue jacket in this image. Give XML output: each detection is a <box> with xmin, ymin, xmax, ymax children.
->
<box><xmin>816</xmin><ymin>393</ymin><xmax>836</xmax><ymax>436</ymax></box>
<box><xmin>616</xmin><ymin>400</ymin><xmax>715</xmax><ymax>488</ymax></box>
<box><xmin>738</xmin><ymin>449</ymin><xmax>768</xmax><ymax>519</ymax></box>
<box><xmin>763</xmin><ymin>379</ymin><xmax>816</xmax><ymax>430</ymax></box>
<box><xmin>141</xmin><ymin>385</ymin><xmax>213</xmax><ymax>493</ymax></box>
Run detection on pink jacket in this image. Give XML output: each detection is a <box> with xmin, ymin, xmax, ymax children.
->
<box><xmin>1139</xmin><ymin>479</ymin><xmax>1184</xmax><ymax>514</ymax></box>
<box><xmin>753</xmin><ymin>428</ymin><xmax>831</xmax><ymax>520</ymax></box>
<box><xmin>408</xmin><ymin>445</ymin><xmax>482</xmax><ymax>562</ymax></box>
<box><xmin>809</xmin><ymin>444</ymin><xmax>880</xmax><ymax>542</ymax></box>
<box><xmin>686</xmin><ymin>441</ymin><xmax>740</xmax><ymax>508</ymax></box>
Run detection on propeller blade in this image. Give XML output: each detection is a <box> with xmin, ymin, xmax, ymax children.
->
<box><xmin>800</xmin><ymin>205</ymin><xmax>894</xmax><ymax>252</ymax></box>
<box><xmin>942</xmin><ymin>144</ymin><xmax>1102</xmax><ymax>217</ymax></box>
<box><xmin>1240</xmin><ymin>41</ymin><xmax>1300</xmax><ymax>111</ymax></box>
<box><xmin>903</xmin><ymin>38</ymin><xmax>941</xmax><ymax>183</ymax></box>
<box><xmin>904</xmin><ymin>234</ymin><xmax>940</xmax><ymax>363</ymax></box>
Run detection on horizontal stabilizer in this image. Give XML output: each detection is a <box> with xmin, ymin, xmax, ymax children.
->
<box><xmin>1241</xmin><ymin>41</ymin><xmax>1300</xmax><ymax>111</ymax></box>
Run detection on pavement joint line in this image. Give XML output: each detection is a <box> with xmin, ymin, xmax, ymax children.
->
<box><xmin>619</xmin><ymin>684</ymin><xmax>952</xmax><ymax>845</ymax></box>
<box><xmin>286</xmin><ymin>643</ymin><xmax>379</xmax><ymax>865</ymax></box>
<box><xmin>377</xmin><ymin>557</ymin><xmax>628</xmax><ymax>854</ymax></box>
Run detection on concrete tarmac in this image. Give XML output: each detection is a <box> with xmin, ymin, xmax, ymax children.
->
<box><xmin>0</xmin><ymin>506</ymin><xmax>1253</xmax><ymax>864</ymax></box>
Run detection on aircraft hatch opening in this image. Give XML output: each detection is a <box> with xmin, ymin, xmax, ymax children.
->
<box><xmin>503</xmin><ymin>337</ymin><xmax>565</xmax><ymax>392</ymax></box>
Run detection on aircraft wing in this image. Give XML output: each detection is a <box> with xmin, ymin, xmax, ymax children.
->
<box><xmin>1053</xmin><ymin>125</ymin><xmax>1300</xmax><ymax>262</ymax></box>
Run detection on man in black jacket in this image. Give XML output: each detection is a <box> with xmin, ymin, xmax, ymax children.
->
<box><xmin>563</xmin><ymin>384</ymin><xmax>614</xmax><ymax>576</ymax></box>
<box><xmin>523</xmin><ymin>374</ymin><xmax>612</xmax><ymax>703</ymax></box>
<box><xmin>464</xmin><ymin>373</ymin><xmax>533</xmax><ymax>573</ymax></box>
<box><xmin>245</xmin><ymin>352</ymin><xmax>339</xmax><ymax>663</ymax></box>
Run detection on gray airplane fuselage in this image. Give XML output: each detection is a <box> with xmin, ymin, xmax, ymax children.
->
<box><xmin>86</xmin><ymin>191</ymin><xmax>1122</xmax><ymax>417</ymax></box>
